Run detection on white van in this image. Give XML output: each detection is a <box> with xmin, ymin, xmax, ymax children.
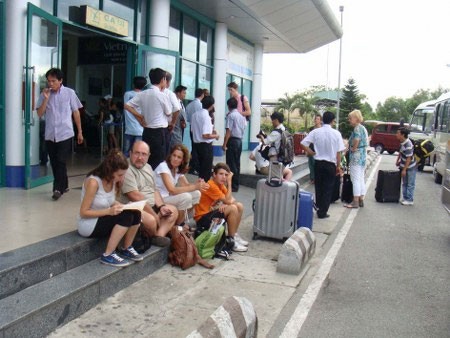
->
<box><xmin>431</xmin><ymin>93</ymin><xmax>450</xmax><ymax>184</ymax></box>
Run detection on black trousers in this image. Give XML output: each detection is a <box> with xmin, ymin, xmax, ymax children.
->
<box><xmin>46</xmin><ymin>138</ymin><xmax>72</xmax><ymax>193</ymax></box>
<box><xmin>314</xmin><ymin>160</ymin><xmax>337</xmax><ymax>217</ymax></box>
<box><xmin>143</xmin><ymin>127</ymin><xmax>169</xmax><ymax>170</ymax></box>
<box><xmin>195</xmin><ymin>142</ymin><xmax>213</xmax><ymax>181</ymax></box>
<box><xmin>189</xmin><ymin>127</ymin><xmax>199</xmax><ymax>172</ymax></box>
<box><xmin>226</xmin><ymin>137</ymin><xmax>242</xmax><ymax>191</ymax></box>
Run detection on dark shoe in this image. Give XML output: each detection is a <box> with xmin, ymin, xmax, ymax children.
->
<box><xmin>150</xmin><ymin>236</ymin><xmax>171</xmax><ymax>247</ymax></box>
<box><xmin>118</xmin><ymin>246</ymin><xmax>144</xmax><ymax>262</ymax></box>
<box><xmin>64</xmin><ymin>188</ymin><xmax>70</xmax><ymax>193</ymax></box>
<box><xmin>100</xmin><ymin>252</ymin><xmax>131</xmax><ymax>267</ymax></box>
<box><xmin>317</xmin><ymin>214</ymin><xmax>330</xmax><ymax>219</ymax></box>
<box><xmin>52</xmin><ymin>190</ymin><xmax>62</xmax><ymax>201</ymax></box>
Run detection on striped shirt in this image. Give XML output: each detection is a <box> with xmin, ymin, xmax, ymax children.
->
<box><xmin>398</xmin><ymin>138</ymin><xmax>416</xmax><ymax>169</ymax></box>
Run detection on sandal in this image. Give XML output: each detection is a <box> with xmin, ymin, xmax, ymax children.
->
<box><xmin>359</xmin><ymin>200</ymin><xmax>364</xmax><ymax>208</ymax></box>
<box><xmin>344</xmin><ymin>202</ymin><xmax>359</xmax><ymax>209</ymax></box>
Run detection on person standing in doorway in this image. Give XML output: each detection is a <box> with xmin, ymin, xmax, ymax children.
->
<box><xmin>169</xmin><ymin>85</ymin><xmax>187</xmax><ymax>149</ymax></box>
<box><xmin>164</xmin><ymin>72</ymin><xmax>182</xmax><ymax>154</ymax></box>
<box><xmin>123</xmin><ymin>76</ymin><xmax>146</xmax><ymax>157</ymax></box>
<box><xmin>190</xmin><ymin>96</ymin><xmax>219</xmax><ymax>181</ymax></box>
<box><xmin>301</xmin><ymin>111</ymin><xmax>346</xmax><ymax>219</ymax></box>
<box><xmin>124</xmin><ymin>68</ymin><xmax>172</xmax><ymax>170</ymax></box>
<box><xmin>185</xmin><ymin>88</ymin><xmax>205</xmax><ymax>174</ymax></box>
<box><xmin>227</xmin><ymin>81</ymin><xmax>251</xmax><ymax>118</ymax></box>
<box><xmin>222</xmin><ymin>97</ymin><xmax>246</xmax><ymax>192</ymax></box>
<box><xmin>396</xmin><ymin>127</ymin><xmax>417</xmax><ymax>206</ymax></box>
<box><xmin>37</xmin><ymin>68</ymin><xmax>83</xmax><ymax>201</ymax></box>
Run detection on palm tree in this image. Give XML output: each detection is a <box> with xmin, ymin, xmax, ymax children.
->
<box><xmin>295</xmin><ymin>93</ymin><xmax>317</xmax><ymax>130</ymax></box>
<box><xmin>276</xmin><ymin>93</ymin><xmax>301</xmax><ymax>129</ymax></box>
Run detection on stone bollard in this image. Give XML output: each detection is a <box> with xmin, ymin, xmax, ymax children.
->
<box><xmin>277</xmin><ymin>227</ymin><xmax>316</xmax><ymax>275</ymax></box>
<box><xmin>187</xmin><ymin>296</ymin><xmax>257</xmax><ymax>338</ymax></box>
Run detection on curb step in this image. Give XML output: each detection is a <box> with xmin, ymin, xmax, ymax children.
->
<box><xmin>0</xmin><ymin>245</ymin><xmax>168</xmax><ymax>338</ymax></box>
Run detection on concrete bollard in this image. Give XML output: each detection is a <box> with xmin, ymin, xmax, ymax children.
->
<box><xmin>187</xmin><ymin>296</ymin><xmax>257</xmax><ymax>338</ymax></box>
<box><xmin>277</xmin><ymin>227</ymin><xmax>316</xmax><ymax>275</ymax></box>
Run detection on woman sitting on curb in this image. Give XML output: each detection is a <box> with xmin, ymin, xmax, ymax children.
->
<box><xmin>154</xmin><ymin>144</ymin><xmax>210</xmax><ymax>227</ymax></box>
<box><xmin>77</xmin><ymin>149</ymin><xmax>142</xmax><ymax>267</ymax></box>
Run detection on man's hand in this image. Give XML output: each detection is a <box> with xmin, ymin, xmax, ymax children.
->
<box><xmin>77</xmin><ymin>131</ymin><xmax>84</xmax><ymax>145</ymax></box>
<box><xmin>42</xmin><ymin>88</ymin><xmax>50</xmax><ymax>100</ymax></box>
<box><xmin>222</xmin><ymin>144</ymin><xmax>227</xmax><ymax>151</ymax></box>
<box><xmin>159</xmin><ymin>205</ymin><xmax>173</xmax><ymax>217</ymax></box>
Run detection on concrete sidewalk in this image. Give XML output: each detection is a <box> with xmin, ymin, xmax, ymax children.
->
<box><xmin>47</xmin><ymin>182</ymin><xmax>351</xmax><ymax>338</ymax></box>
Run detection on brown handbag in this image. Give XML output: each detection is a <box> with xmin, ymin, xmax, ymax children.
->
<box><xmin>168</xmin><ymin>227</ymin><xmax>214</xmax><ymax>270</ymax></box>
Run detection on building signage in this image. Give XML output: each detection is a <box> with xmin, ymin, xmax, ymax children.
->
<box><xmin>78</xmin><ymin>37</ymin><xmax>127</xmax><ymax>65</ymax></box>
<box><xmin>227</xmin><ymin>34</ymin><xmax>254</xmax><ymax>79</ymax></box>
<box><xmin>82</xmin><ymin>6</ymin><xmax>128</xmax><ymax>37</ymax></box>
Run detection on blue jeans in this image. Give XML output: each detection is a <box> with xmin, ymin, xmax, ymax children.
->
<box><xmin>402</xmin><ymin>166</ymin><xmax>417</xmax><ymax>202</ymax></box>
<box><xmin>123</xmin><ymin>134</ymin><xmax>142</xmax><ymax>157</ymax></box>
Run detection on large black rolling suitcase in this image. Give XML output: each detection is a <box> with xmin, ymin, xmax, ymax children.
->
<box><xmin>375</xmin><ymin>170</ymin><xmax>401</xmax><ymax>202</ymax></box>
<box><xmin>253</xmin><ymin>162</ymin><xmax>299</xmax><ymax>240</ymax></box>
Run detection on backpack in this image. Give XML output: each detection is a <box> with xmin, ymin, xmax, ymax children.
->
<box><xmin>195</xmin><ymin>219</ymin><xmax>226</xmax><ymax>259</ymax></box>
<box><xmin>275</xmin><ymin>129</ymin><xmax>294</xmax><ymax>166</ymax></box>
<box><xmin>412</xmin><ymin>139</ymin><xmax>434</xmax><ymax>159</ymax></box>
<box><xmin>169</xmin><ymin>227</ymin><xmax>214</xmax><ymax>270</ymax></box>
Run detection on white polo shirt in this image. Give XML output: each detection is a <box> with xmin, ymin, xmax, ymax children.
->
<box><xmin>301</xmin><ymin>124</ymin><xmax>346</xmax><ymax>164</ymax></box>
<box><xmin>126</xmin><ymin>85</ymin><xmax>171</xmax><ymax>128</ymax></box>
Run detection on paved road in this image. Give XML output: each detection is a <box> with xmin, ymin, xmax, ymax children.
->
<box><xmin>272</xmin><ymin>154</ymin><xmax>450</xmax><ymax>337</ymax></box>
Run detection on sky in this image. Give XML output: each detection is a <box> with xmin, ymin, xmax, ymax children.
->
<box><xmin>261</xmin><ymin>0</ymin><xmax>450</xmax><ymax>108</ymax></box>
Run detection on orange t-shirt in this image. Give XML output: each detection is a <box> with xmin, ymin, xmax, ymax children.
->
<box><xmin>194</xmin><ymin>179</ymin><xmax>228</xmax><ymax>221</ymax></box>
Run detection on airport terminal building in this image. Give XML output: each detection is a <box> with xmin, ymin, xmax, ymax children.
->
<box><xmin>0</xmin><ymin>0</ymin><xmax>341</xmax><ymax>188</ymax></box>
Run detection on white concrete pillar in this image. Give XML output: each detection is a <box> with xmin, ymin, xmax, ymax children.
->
<box><xmin>251</xmin><ymin>44</ymin><xmax>263</xmax><ymax>149</ymax></box>
<box><xmin>211</xmin><ymin>22</ymin><xmax>228</xmax><ymax>156</ymax></box>
<box><xmin>149</xmin><ymin>0</ymin><xmax>170</xmax><ymax>49</ymax></box>
<box><xmin>5</xmin><ymin>0</ymin><xmax>27</xmax><ymax>169</ymax></box>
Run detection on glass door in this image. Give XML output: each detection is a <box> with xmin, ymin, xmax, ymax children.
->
<box><xmin>24</xmin><ymin>4</ymin><xmax>62</xmax><ymax>188</ymax></box>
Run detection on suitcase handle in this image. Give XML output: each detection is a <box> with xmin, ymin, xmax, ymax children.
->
<box><xmin>266</xmin><ymin>161</ymin><xmax>283</xmax><ymax>187</ymax></box>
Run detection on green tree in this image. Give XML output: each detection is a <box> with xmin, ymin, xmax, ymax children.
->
<box><xmin>339</xmin><ymin>78</ymin><xmax>363</xmax><ymax>138</ymax></box>
<box><xmin>276</xmin><ymin>93</ymin><xmax>301</xmax><ymax>129</ymax></box>
<box><xmin>376</xmin><ymin>97</ymin><xmax>408</xmax><ymax>122</ymax></box>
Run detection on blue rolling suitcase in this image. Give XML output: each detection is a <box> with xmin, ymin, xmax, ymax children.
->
<box><xmin>297</xmin><ymin>190</ymin><xmax>314</xmax><ymax>229</ymax></box>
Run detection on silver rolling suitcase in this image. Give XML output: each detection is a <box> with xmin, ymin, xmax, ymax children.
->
<box><xmin>253</xmin><ymin>162</ymin><xmax>299</xmax><ymax>240</ymax></box>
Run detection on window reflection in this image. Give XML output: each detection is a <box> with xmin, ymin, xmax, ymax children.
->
<box><xmin>182</xmin><ymin>16</ymin><xmax>197</xmax><ymax>60</ymax></box>
<box><xmin>169</xmin><ymin>9</ymin><xmax>181</xmax><ymax>52</ymax></box>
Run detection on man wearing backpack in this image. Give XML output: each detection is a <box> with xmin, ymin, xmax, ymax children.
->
<box><xmin>257</xmin><ymin>111</ymin><xmax>289</xmax><ymax>164</ymax></box>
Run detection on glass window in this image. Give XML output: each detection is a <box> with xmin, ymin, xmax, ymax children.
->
<box><xmin>57</xmin><ymin>0</ymin><xmax>99</xmax><ymax>21</ymax></box>
<box><xmin>441</xmin><ymin>101</ymin><xmax>450</xmax><ymax>132</ymax></box>
<box><xmin>182</xmin><ymin>16</ymin><xmax>198</xmax><ymax>61</ymax></box>
<box><xmin>103</xmin><ymin>0</ymin><xmax>135</xmax><ymax>39</ymax></box>
<box><xmin>181</xmin><ymin>60</ymin><xmax>196</xmax><ymax>99</ymax></box>
<box><xmin>138</xmin><ymin>0</ymin><xmax>147</xmax><ymax>43</ymax></box>
<box><xmin>40</xmin><ymin>0</ymin><xmax>54</xmax><ymax>15</ymax></box>
<box><xmin>169</xmin><ymin>9</ymin><xmax>181</xmax><ymax>52</ymax></box>
<box><xmin>199</xmin><ymin>24</ymin><xmax>213</xmax><ymax>65</ymax></box>
<box><xmin>141</xmin><ymin>51</ymin><xmax>177</xmax><ymax>90</ymax></box>
<box><xmin>198</xmin><ymin>66</ymin><xmax>211</xmax><ymax>92</ymax></box>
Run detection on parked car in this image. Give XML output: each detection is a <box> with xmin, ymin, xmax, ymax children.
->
<box><xmin>369</xmin><ymin>122</ymin><xmax>409</xmax><ymax>154</ymax></box>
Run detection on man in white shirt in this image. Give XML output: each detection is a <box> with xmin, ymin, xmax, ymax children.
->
<box><xmin>124</xmin><ymin>68</ymin><xmax>172</xmax><ymax>169</ymax></box>
<box><xmin>164</xmin><ymin>72</ymin><xmax>181</xmax><ymax>153</ymax></box>
<box><xmin>190</xmin><ymin>96</ymin><xmax>219</xmax><ymax>181</ymax></box>
<box><xmin>169</xmin><ymin>85</ymin><xmax>187</xmax><ymax>149</ymax></box>
<box><xmin>123</xmin><ymin>76</ymin><xmax>146</xmax><ymax>157</ymax></box>
<box><xmin>301</xmin><ymin>111</ymin><xmax>346</xmax><ymax>219</ymax></box>
<box><xmin>185</xmin><ymin>88</ymin><xmax>205</xmax><ymax>174</ymax></box>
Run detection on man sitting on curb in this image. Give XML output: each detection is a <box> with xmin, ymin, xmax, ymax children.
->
<box><xmin>249</xmin><ymin>142</ymin><xmax>292</xmax><ymax>180</ymax></box>
<box><xmin>194</xmin><ymin>163</ymin><xmax>248</xmax><ymax>252</ymax></box>
<box><xmin>120</xmin><ymin>141</ymin><xmax>178</xmax><ymax>246</ymax></box>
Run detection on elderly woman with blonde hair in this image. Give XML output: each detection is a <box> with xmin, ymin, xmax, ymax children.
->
<box><xmin>345</xmin><ymin>109</ymin><xmax>369</xmax><ymax>208</ymax></box>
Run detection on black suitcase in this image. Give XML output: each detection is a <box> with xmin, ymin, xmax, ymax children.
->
<box><xmin>331</xmin><ymin>174</ymin><xmax>341</xmax><ymax>203</ymax></box>
<box><xmin>341</xmin><ymin>173</ymin><xmax>353</xmax><ymax>204</ymax></box>
<box><xmin>375</xmin><ymin>170</ymin><xmax>401</xmax><ymax>202</ymax></box>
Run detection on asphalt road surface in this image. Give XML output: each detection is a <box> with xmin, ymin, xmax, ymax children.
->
<box><xmin>274</xmin><ymin>154</ymin><xmax>450</xmax><ymax>338</ymax></box>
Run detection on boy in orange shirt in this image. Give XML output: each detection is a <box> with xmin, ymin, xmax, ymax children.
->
<box><xmin>194</xmin><ymin>163</ymin><xmax>248</xmax><ymax>252</ymax></box>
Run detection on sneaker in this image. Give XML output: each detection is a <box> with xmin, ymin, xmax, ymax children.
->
<box><xmin>234</xmin><ymin>233</ymin><xmax>249</xmax><ymax>246</ymax></box>
<box><xmin>119</xmin><ymin>246</ymin><xmax>144</xmax><ymax>262</ymax></box>
<box><xmin>100</xmin><ymin>252</ymin><xmax>132</xmax><ymax>267</ymax></box>
<box><xmin>400</xmin><ymin>200</ymin><xmax>414</xmax><ymax>206</ymax></box>
<box><xmin>52</xmin><ymin>190</ymin><xmax>62</xmax><ymax>201</ymax></box>
<box><xmin>150</xmin><ymin>236</ymin><xmax>171</xmax><ymax>247</ymax></box>
<box><xmin>232</xmin><ymin>242</ymin><xmax>248</xmax><ymax>252</ymax></box>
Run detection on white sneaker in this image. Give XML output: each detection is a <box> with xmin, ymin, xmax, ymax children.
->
<box><xmin>234</xmin><ymin>233</ymin><xmax>249</xmax><ymax>246</ymax></box>
<box><xmin>400</xmin><ymin>200</ymin><xmax>414</xmax><ymax>206</ymax></box>
<box><xmin>232</xmin><ymin>242</ymin><xmax>248</xmax><ymax>252</ymax></box>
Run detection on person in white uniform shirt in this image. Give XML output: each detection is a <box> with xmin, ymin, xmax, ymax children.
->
<box><xmin>185</xmin><ymin>88</ymin><xmax>205</xmax><ymax>174</ymax></box>
<box><xmin>301</xmin><ymin>111</ymin><xmax>346</xmax><ymax>219</ymax></box>
<box><xmin>124</xmin><ymin>68</ymin><xmax>172</xmax><ymax>169</ymax></box>
<box><xmin>164</xmin><ymin>72</ymin><xmax>181</xmax><ymax>154</ymax></box>
<box><xmin>123</xmin><ymin>76</ymin><xmax>146</xmax><ymax>157</ymax></box>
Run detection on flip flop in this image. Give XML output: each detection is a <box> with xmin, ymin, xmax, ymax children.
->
<box><xmin>344</xmin><ymin>203</ymin><xmax>359</xmax><ymax>209</ymax></box>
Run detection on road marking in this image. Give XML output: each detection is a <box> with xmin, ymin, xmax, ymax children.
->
<box><xmin>280</xmin><ymin>156</ymin><xmax>382</xmax><ymax>338</ymax></box>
